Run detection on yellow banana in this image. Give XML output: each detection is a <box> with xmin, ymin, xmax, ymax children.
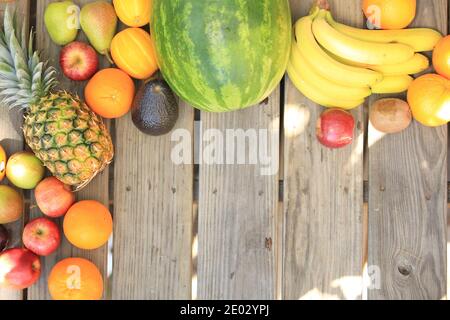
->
<box><xmin>294</xmin><ymin>14</ymin><xmax>382</xmax><ymax>88</ymax></box>
<box><xmin>371</xmin><ymin>75</ymin><xmax>413</xmax><ymax>94</ymax></box>
<box><xmin>290</xmin><ymin>42</ymin><xmax>371</xmax><ymax>101</ymax></box>
<box><xmin>369</xmin><ymin>53</ymin><xmax>429</xmax><ymax>75</ymax></box>
<box><xmin>287</xmin><ymin>62</ymin><xmax>365</xmax><ymax>110</ymax></box>
<box><xmin>326</xmin><ymin>11</ymin><xmax>442</xmax><ymax>52</ymax></box>
<box><xmin>312</xmin><ymin>10</ymin><xmax>414</xmax><ymax>65</ymax></box>
<box><xmin>321</xmin><ymin>46</ymin><xmax>370</xmax><ymax>67</ymax></box>
<box><xmin>325</xmin><ymin>48</ymin><xmax>429</xmax><ymax>75</ymax></box>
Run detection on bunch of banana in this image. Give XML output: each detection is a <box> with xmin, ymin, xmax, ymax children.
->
<box><xmin>287</xmin><ymin>7</ymin><xmax>442</xmax><ymax>110</ymax></box>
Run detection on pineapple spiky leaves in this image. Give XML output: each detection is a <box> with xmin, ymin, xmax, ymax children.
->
<box><xmin>0</xmin><ymin>6</ymin><xmax>113</xmax><ymax>190</ymax></box>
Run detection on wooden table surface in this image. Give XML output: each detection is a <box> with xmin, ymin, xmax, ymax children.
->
<box><xmin>0</xmin><ymin>0</ymin><xmax>448</xmax><ymax>300</ymax></box>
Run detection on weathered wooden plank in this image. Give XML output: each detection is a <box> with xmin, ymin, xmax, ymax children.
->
<box><xmin>28</xmin><ymin>0</ymin><xmax>112</xmax><ymax>300</ymax></box>
<box><xmin>283</xmin><ymin>0</ymin><xmax>364</xmax><ymax>300</ymax></box>
<box><xmin>112</xmin><ymin>97</ymin><xmax>193</xmax><ymax>299</ymax></box>
<box><xmin>197</xmin><ymin>98</ymin><xmax>280</xmax><ymax>298</ymax></box>
<box><xmin>368</xmin><ymin>0</ymin><xmax>448</xmax><ymax>300</ymax></box>
<box><xmin>0</xmin><ymin>0</ymin><xmax>30</xmax><ymax>301</ymax></box>
<box><xmin>110</xmin><ymin>10</ymin><xmax>193</xmax><ymax>299</ymax></box>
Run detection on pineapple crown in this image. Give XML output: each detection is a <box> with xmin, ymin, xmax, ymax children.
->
<box><xmin>0</xmin><ymin>5</ymin><xmax>57</xmax><ymax>110</ymax></box>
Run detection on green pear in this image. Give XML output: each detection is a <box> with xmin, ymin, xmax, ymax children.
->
<box><xmin>80</xmin><ymin>1</ymin><xmax>117</xmax><ymax>57</ymax></box>
<box><xmin>44</xmin><ymin>1</ymin><xmax>79</xmax><ymax>46</ymax></box>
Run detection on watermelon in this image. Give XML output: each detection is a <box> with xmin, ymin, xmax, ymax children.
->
<box><xmin>151</xmin><ymin>0</ymin><xmax>292</xmax><ymax>112</ymax></box>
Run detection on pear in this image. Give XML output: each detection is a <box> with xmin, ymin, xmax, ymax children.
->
<box><xmin>44</xmin><ymin>1</ymin><xmax>79</xmax><ymax>45</ymax></box>
<box><xmin>80</xmin><ymin>1</ymin><xmax>117</xmax><ymax>59</ymax></box>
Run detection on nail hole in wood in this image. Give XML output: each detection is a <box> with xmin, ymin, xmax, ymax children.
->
<box><xmin>398</xmin><ymin>264</ymin><xmax>412</xmax><ymax>276</ymax></box>
<box><xmin>265</xmin><ymin>237</ymin><xmax>272</xmax><ymax>251</ymax></box>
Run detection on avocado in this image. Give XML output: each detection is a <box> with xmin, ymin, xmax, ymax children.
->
<box><xmin>132</xmin><ymin>79</ymin><xmax>179</xmax><ymax>136</ymax></box>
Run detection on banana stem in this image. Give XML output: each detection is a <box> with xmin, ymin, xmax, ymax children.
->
<box><xmin>314</xmin><ymin>0</ymin><xmax>330</xmax><ymax>10</ymax></box>
<box><xmin>309</xmin><ymin>6</ymin><xmax>320</xmax><ymax>17</ymax></box>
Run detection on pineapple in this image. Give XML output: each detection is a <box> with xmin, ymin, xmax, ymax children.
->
<box><xmin>0</xmin><ymin>6</ymin><xmax>113</xmax><ymax>190</ymax></box>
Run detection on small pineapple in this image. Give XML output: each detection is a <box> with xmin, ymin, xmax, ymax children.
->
<box><xmin>0</xmin><ymin>6</ymin><xmax>113</xmax><ymax>190</ymax></box>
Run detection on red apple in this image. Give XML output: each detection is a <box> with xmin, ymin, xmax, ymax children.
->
<box><xmin>0</xmin><ymin>248</ymin><xmax>40</xmax><ymax>289</ymax></box>
<box><xmin>0</xmin><ymin>225</ymin><xmax>8</xmax><ymax>252</ymax></box>
<box><xmin>60</xmin><ymin>41</ymin><xmax>98</xmax><ymax>81</ymax></box>
<box><xmin>316</xmin><ymin>109</ymin><xmax>355</xmax><ymax>149</ymax></box>
<box><xmin>23</xmin><ymin>218</ymin><xmax>61</xmax><ymax>256</ymax></box>
<box><xmin>35</xmin><ymin>177</ymin><xmax>75</xmax><ymax>217</ymax></box>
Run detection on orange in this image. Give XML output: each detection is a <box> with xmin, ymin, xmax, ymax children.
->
<box><xmin>48</xmin><ymin>257</ymin><xmax>103</xmax><ymax>300</ymax></box>
<box><xmin>0</xmin><ymin>145</ymin><xmax>6</xmax><ymax>181</ymax></box>
<box><xmin>407</xmin><ymin>73</ymin><xmax>450</xmax><ymax>127</ymax></box>
<box><xmin>63</xmin><ymin>200</ymin><xmax>113</xmax><ymax>250</ymax></box>
<box><xmin>84</xmin><ymin>68</ymin><xmax>135</xmax><ymax>119</ymax></box>
<box><xmin>362</xmin><ymin>0</ymin><xmax>416</xmax><ymax>30</ymax></box>
<box><xmin>433</xmin><ymin>35</ymin><xmax>450</xmax><ymax>79</ymax></box>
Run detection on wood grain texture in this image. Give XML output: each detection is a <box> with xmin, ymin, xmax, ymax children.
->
<box><xmin>197</xmin><ymin>95</ymin><xmax>280</xmax><ymax>299</ymax></box>
<box><xmin>112</xmin><ymin>98</ymin><xmax>193</xmax><ymax>299</ymax></box>
<box><xmin>368</xmin><ymin>0</ymin><xmax>448</xmax><ymax>300</ymax></box>
<box><xmin>0</xmin><ymin>0</ymin><xmax>29</xmax><ymax>301</ymax></box>
<box><xmin>283</xmin><ymin>0</ymin><xmax>364</xmax><ymax>300</ymax></box>
<box><xmin>28</xmin><ymin>0</ymin><xmax>112</xmax><ymax>300</ymax></box>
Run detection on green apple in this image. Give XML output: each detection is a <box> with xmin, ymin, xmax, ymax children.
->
<box><xmin>44</xmin><ymin>1</ymin><xmax>80</xmax><ymax>46</ymax></box>
<box><xmin>6</xmin><ymin>152</ymin><xmax>45</xmax><ymax>189</ymax></box>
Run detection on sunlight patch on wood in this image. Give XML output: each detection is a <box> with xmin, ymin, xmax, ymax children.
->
<box><xmin>284</xmin><ymin>103</ymin><xmax>310</xmax><ymax>138</ymax></box>
<box><xmin>330</xmin><ymin>276</ymin><xmax>363</xmax><ymax>300</ymax></box>
<box><xmin>368</xmin><ymin>122</ymin><xmax>386</xmax><ymax>148</ymax></box>
<box><xmin>191</xmin><ymin>274</ymin><xmax>198</xmax><ymax>300</ymax></box>
<box><xmin>192</xmin><ymin>234</ymin><xmax>198</xmax><ymax>259</ymax></box>
<box><xmin>345</xmin><ymin>130</ymin><xmax>364</xmax><ymax>170</ymax></box>
<box><xmin>298</xmin><ymin>276</ymin><xmax>363</xmax><ymax>300</ymax></box>
<box><xmin>299</xmin><ymin>288</ymin><xmax>339</xmax><ymax>300</ymax></box>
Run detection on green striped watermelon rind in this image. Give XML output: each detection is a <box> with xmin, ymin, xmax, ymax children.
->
<box><xmin>151</xmin><ymin>0</ymin><xmax>292</xmax><ymax>112</ymax></box>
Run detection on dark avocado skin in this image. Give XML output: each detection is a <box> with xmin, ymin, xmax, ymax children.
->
<box><xmin>132</xmin><ymin>79</ymin><xmax>179</xmax><ymax>136</ymax></box>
